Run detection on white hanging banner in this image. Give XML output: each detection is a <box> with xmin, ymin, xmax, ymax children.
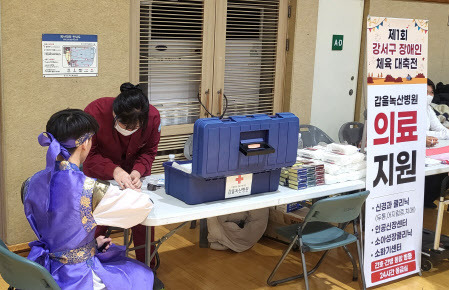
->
<box><xmin>364</xmin><ymin>17</ymin><xmax>428</xmax><ymax>287</ymax></box>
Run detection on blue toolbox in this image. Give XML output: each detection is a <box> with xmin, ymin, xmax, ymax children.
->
<box><xmin>164</xmin><ymin>113</ymin><xmax>299</xmax><ymax>204</ymax></box>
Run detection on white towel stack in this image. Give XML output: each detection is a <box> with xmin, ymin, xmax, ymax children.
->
<box><xmin>296</xmin><ymin>143</ymin><xmax>366</xmax><ymax>185</ymax></box>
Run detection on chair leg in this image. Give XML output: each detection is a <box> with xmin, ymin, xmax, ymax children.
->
<box><xmin>267</xmin><ymin>235</ymin><xmax>299</xmax><ymax>286</ymax></box>
<box><xmin>190</xmin><ymin>220</ymin><xmax>197</xmax><ymax>229</ymax></box>
<box><xmin>267</xmin><ymin>241</ymin><xmax>330</xmax><ymax>286</ymax></box>
<box><xmin>268</xmin><ymin>234</ymin><xmax>330</xmax><ymax>287</ymax></box>
<box><xmin>343</xmin><ymin>245</ymin><xmax>358</xmax><ymax>281</ymax></box>
<box><xmin>354</xmin><ymin>220</ymin><xmax>366</xmax><ymax>290</ymax></box>
<box><xmin>356</xmin><ymin>240</ymin><xmax>366</xmax><ymax>290</ymax></box>
<box><xmin>124</xmin><ymin>228</ymin><xmax>130</xmax><ymax>257</ymax></box>
<box><xmin>299</xmin><ymin>237</ymin><xmax>309</xmax><ymax>290</ymax></box>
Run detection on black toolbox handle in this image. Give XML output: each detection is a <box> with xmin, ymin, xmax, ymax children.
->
<box><xmin>239</xmin><ymin>142</ymin><xmax>275</xmax><ymax>156</ymax></box>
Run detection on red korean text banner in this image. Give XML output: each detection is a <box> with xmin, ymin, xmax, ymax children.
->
<box><xmin>364</xmin><ymin>17</ymin><xmax>428</xmax><ymax>287</ymax></box>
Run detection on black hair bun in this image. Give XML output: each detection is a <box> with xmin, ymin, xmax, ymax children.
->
<box><xmin>120</xmin><ymin>82</ymin><xmax>141</xmax><ymax>93</ymax></box>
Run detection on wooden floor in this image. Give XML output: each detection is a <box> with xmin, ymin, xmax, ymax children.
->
<box><xmin>2</xmin><ymin>206</ymin><xmax>449</xmax><ymax>289</ymax></box>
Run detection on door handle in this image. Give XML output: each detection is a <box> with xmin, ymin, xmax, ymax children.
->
<box><xmin>217</xmin><ymin>89</ymin><xmax>223</xmax><ymax>116</ymax></box>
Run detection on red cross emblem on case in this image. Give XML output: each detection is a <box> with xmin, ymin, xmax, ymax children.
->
<box><xmin>235</xmin><ymin>175</ymin><xmax>244</xmax><ymax>184</ymax></box>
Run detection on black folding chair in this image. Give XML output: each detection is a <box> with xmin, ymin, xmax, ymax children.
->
<box><xmin>299</xmin><ymin>125</ymin><xmax>334</xmax><ymax>148</ymax></box>
<box><xmin>338</xmin><ymin>122</ymin><xmax>364</xmax><ymax>146</ymax></box>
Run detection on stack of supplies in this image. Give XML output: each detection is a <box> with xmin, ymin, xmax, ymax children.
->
<box><xmin>322</xmin><ymin>143</ymin><xmax>366</xmax><ymax>184</ymax></box>
<box><xmin>288</xmin><ymin>164</ymin><xmax>308</xmax><ymax>190</ymax></box>
<box><xmin>297</xmin><ymin>146</ymin><xmax>327</xmax><ymax>160</ymax></box>
<box><xmin>280</xmin><ymin>143</ymin><xmax>366</xmax><ymax>188</ymax></box>
<box><xmin>286</xmin><ymin>160</ymin><xmax>325</xmax><ymax>190</ymax></box>
<box><xmin>279</xmin><ymin>168</ymin><xmax>289</xmax><ymax>187</ymax></box>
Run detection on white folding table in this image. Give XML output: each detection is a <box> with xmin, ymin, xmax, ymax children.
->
<box><xmin>140</xmin><ymin>178</ymin><xmax>365</xmax><ymax>266</ymax></box>
<box><xmin>135</xmin><ymin>143</ymin><xmax>449</xmax><ymax>266</ymax></box>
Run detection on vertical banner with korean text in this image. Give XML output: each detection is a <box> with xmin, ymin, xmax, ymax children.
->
<box><xmin>365</xmin><ymin>17</ymin><xmax>428</xmax><ymax>287</ymax></box>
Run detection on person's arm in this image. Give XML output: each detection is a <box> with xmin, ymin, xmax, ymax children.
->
<box><xmin>83</xmin><ymin>102</ymin><xmax>119</xmax><ymax>180</ymax></box>
<box><xmin>132</xmin><ymin>111</ymin><xmax>161</xmax><ymax>177</ymax></box>
<box><xmin>92</xmin><ymin>181</ymin><xmax>153</xmax><ymax>229</ymax></box>
<box><xmin>428</xmin><ymin>106</ymin><xmax>449</xmax><ymax>140</ymax></box>
<box><xmin>83</xmin><ymin>134</ymin><xmax>118</xmax><ymax>180</ymax></box>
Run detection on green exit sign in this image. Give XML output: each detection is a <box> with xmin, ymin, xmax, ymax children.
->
<box><xmin>332</xmin><ymin>35</ymin><xmax>344</xmax><ymax>51</ymax></box>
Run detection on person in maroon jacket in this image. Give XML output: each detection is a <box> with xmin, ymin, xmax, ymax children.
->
<box><xmin>84</xmin><ymin>82</ymin><xmax>160</xmax><ymax>264</ymax></box>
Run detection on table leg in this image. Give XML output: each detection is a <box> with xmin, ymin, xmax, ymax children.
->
<box><xmin>199</xmin><ymin>218</ymin><xmax>209</xmax><ymax>248</ymax></box>
<box><xmin>145</xmin><ymin>226</ymin><xmax>153</xmax><ymax>266</ymax></box>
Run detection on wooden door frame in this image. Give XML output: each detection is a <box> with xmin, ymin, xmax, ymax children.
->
<box><xmin>129</xmin><ymin>0</ymin><xmax>216</xmax><ymax>137</ymax></box>
<box><xmin>211</xmin><ymin>0</ymin><xmax>289</xmax><ymax>116</ymax></box>
<box><xmin>273</xmin><ymin>0</ymin><xmax>289</xmax><ymax>113</ymax></box>
<box><xmin>211</xmin><ymin>0</ymin><xmax>227</xmax><ymax>117</ymax></box>
<box><xmin>0</xmin><ymin>0</ymin><xmax>5</xmax><ymax>241</ymax></box>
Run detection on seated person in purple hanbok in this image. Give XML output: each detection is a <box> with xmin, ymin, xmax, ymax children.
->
<box><xmin>24</xmin><ymin>109</ymin><xmax>155</xmax><ymax>289</ymax></box>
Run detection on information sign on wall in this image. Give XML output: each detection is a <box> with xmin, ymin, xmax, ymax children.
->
<box><xmin>332</xmin><ymin>34</ymin><xmax>344</xmax><ymax>50</ymax></box>
<box><xmin>42</xmin><ymin>34</ymin><xmax>98</xmax><ymax>77</ymax></box>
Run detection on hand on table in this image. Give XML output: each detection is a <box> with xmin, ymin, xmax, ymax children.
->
<box><xmin>96</xmin><ymin>235</ymin><xmax>112</xmax><ymax>253</ymax></box>
<box><xmin>426</xmin><ymin>136</ymin><xmax>439</xmax><ymax>147</ymax></box>
<box><xmin>113</xmin><ymin>167</ymin><xmax>136</xmax><ymax>190</ymax></box>
<box><xmin>130</xmin><ymin>170</ymin><xmax>142</xmax><ymax>191</ymax></box>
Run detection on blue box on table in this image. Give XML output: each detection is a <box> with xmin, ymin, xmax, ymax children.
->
<box><xmin>163</xmin><ymin>113</ymin><xmax>299</xmax><ymax>205</ymax></box>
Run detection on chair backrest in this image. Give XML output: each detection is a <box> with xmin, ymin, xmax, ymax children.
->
<box><xmin>303</xmin><ymin>191</ymin><xmax>370</xmax><ymax>224</ymax></box>
<box><xmin>0</xmin><ymin>239</ymin><xmax>60</xmax><ymax>290</ymax></box>
<box><xmin>184</xmin><ymin>134</ymin><xmax>194</xmax><ymax>160</ymax></box>
<box><xmin>299</xmin><ymin>125</ymin><xmax>334</xmax><ymax>148</ymax></box>
<box><xmin>21</xmin><ymin>177</ymin><xmax>31</xmax><ymax>204</ymax></box>
<box><xmin>338</xmin><ymin>122</ymin><xmax>364</xmax><ymax>146</ymax></box>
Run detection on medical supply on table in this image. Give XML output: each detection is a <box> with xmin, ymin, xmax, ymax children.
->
<box><xmin>321</xmin><ymin>151</ymin><xmax>364</xmax><ymax>166</ymax></box>
<box><xmin>284</xmin><ymin>160</ymin><xmax>325</xmax><ymax>190</ymax></box>
<box><xmin>283</xmin><ymin>142</ymin><xmax>366</xmax><ymax>187</ymax></box>
<box><xmin>146</xmin><ymin>176</ymin><xmax>165</xmax><ymax>191</ymax></box>
<box><xmin>298</xmin><ymin>133</ymin><xmax>303</xmax><ymax>149</ymax></box>
<box><xmin>348</xmin><ymin>160</ymin><xmax>366</xmax><ymax>171</ymax></box>
<box><xmin>324</xmin><ymin>162</ymin><xmax>348</xmax><ymax>175</ymax></box>
<box><xmin>171</xmin><ymin>162</ymin><xmax>192</xmax><ymax>174</ymax></box>
<box><xmin>326</xmin><ymin>143</ymin><xmax>359</xmax><ymax>155</ymax></box>
<box><xmin>164</xmin><ymin>113</ymin><xmax>299</xmax><ymax>204</ymax></box>
<box><xmin>297</xmin><ymin>147</ymin><xmax>326</xmax><ymax>160</ymax></box>
<box><xmin>347</xmin><ymin>169</ymin><xmax>366</xmax><ymax>181</ymax></box>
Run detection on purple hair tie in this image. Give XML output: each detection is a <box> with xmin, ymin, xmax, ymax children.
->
<box><xmin>60</xmin><ymin>133</ymin><xmax>94</xmax><ymax>149</ymax></box>
<box><xmin>38</xmin><ymin>132</ymin><xmax>94</xmax><ymax>162</ymax></box>
<box><xmin>37</xmin><ymin>132</ymin><xmax>93</xmax><ymax>211</ymax></box>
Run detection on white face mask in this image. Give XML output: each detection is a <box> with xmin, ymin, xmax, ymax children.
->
<box><xmin>427</xmin><ymin>95</ymin><xmax>433</xmax><ymax>106</ymax></box>
<box><xmin>115</xmin><ymin>123</ymin><xmax>138</xmax><ymax>136</ymax></box>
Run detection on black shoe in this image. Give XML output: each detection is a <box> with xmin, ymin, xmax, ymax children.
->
<box><xmin>424</xmin><ymin>202</ymin><xmax>437</xmax><ymax>209</ymax></box>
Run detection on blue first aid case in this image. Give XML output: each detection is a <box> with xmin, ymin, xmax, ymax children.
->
<box><xmin>164</xmin><ymin>113</ymin><xmax>299</xmax><ymax>205</ymax></box>
<box><xmin>164</xmin><ymin>161</ymin><xmax>281</xmax><ymax>205</ymax></box>
<box><xmin>192</xmin><ymin>113</ymin><xmax>299</xmax><ymax>178</ymax></box>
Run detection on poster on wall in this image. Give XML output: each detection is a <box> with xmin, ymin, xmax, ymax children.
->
<box><xmin>364</xmin><ymin>17</ymin><xmax>428</xmax><ymax>287</ymax></box>
<box><xmin>42</xmin><ymin>34</ymin><xmax>98</xmax><ymax>77</ymax></box>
